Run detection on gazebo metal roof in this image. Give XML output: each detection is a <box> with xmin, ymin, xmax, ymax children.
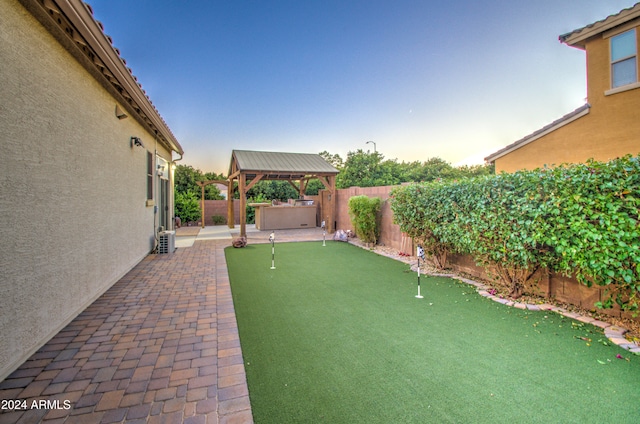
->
<box><xmin>229</xmin><ymin>150</ymin><xmax>339</xmax><ymax>180</ymax></box>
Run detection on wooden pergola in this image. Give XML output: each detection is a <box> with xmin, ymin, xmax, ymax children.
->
<box><xmin>227</xmin><ymin>150</ymin><xmax>340</xmax><ymax>237</ymax></box>
<box><xmin>195</xmin><ymin>179</ymin><xmax>229</xmax><ymax>229</ymax></box>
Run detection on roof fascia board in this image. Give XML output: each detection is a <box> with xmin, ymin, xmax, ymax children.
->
<box><xmin>46</xmin><ymin>0</ymin><xmax>183</xmax><ymax>154</ymax></box>
<box><xmin>485</xmin><ymin>106</ymin><xmax>590</xmax><ymax>163</ymax></box>
<box><xmin>561</xmin><ymin>6</ymin><xmax>640</xmax><ymax>48</ymax></box>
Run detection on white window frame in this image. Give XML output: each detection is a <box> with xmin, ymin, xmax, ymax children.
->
<box><xmin>607</xmin><ymin>28</ymin><xmax>638</xmax><ymax>94</ymax></box>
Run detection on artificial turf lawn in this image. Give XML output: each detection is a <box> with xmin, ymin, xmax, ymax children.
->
<box><xmin>225</xmin><ymin>241</ymin><xmax>640</xmax><ymax>423</ymax></box>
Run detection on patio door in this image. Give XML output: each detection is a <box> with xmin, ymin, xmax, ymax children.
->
<box><xmin>159</xmin><ymin>179</ymin><xmax>169</xmax><ymax>231</ymax></box>
<box><xmin>156</xmin><ymin>156</ymin><xmax>170</xmax><ymax>231</ymax></box>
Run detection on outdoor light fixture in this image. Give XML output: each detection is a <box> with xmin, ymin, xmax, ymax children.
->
<box><xmin>366</xmin><ymin>140</ymin><xmax>376</xmax><ymax>152</ymax></box>
<box><xmin>130</xmin><ymin>136</ymin><xmax>144</xmax><ymax>148</ymax></box>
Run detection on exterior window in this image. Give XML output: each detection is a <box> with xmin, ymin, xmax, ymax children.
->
<box><xmin>611</xmin><ymin>29</ymin><xmax>637</xmax><ymax>88</ymax></box>
<box><xmin>147</xmin><ymin>151</ymin><xmax>153</xmax><ymax>200</ymax></box>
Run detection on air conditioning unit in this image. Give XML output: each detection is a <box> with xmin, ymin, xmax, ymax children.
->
<box><xmin>158</xmin><ymin>231</ymin><xmax>175</xmax><ymax>254</ymax></box>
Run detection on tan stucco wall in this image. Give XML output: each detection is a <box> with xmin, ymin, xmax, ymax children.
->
<box><xmin>0</xmin><ymin>0</ymin><xmax>172</xmax><ymax>380</ymax></box>
<box><xmin>495</xmin><ymin>24</ymin><xmax>640</xmax><ymax>173</ymax></box>
<box><xmin>255</xmin><ymin>205</ymin><xmax>316</xmax><ymax>230</ymax></box>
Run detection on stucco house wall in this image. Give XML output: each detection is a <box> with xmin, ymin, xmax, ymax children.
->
<box><xmin>489</xmin><ymin>7</ymin><xmax>640</xmax><ymax>173</ymax></box>
<box><xmin>0</xmin><ymin>0</ymin><xmax>178</xmax><ymax>380</ymax></box>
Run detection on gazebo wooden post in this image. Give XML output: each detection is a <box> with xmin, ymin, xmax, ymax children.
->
<box><xmin>227</xmin><ymin>179</ymin><xmax>234</xmax><ymax>229</ymax></box>
<box><xmin>299</xmin><ymin>178</ymin><xmax>307</xmax><ymax>197</ymax></box>
<box><xmin>328</xmin><ymin>175</ymin><xmax>336</xmax><ymax>233</ymax></box>
<box><xmin>239</xmin><ymin>173</ymin><xmax>247</xmax><ymax>237</ymax></box>
<box><xmin>200</xmin><ymin>183</ymin><xmax>205</xmax><ymax>228</ymax></box>
<box><xmin>317</xmin><ymin>175</ymin><xmax>337</xmax><ymax>233</ymax></box>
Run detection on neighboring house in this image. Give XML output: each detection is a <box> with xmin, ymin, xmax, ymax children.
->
<box><xmin>486</xmin><ymin>3</ymin><xmax>640</xmax><ymax>173</ymax></box>
<box><xmin>0</xmin><ymin>0</ymin><xmax>183</xmax><ymax>380</ymax></box>
<box><xmin>216</xmin><ymin>183</ymin><xmax>228</xmax><ymax>200</ymax></box>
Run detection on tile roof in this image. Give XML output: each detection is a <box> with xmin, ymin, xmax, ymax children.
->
<box><xmin>559</xmin><ymin>2</ymin><xmax>640</xmax><ymax>49</ymax></box>
<box><xmin>484</xmin><ymin>104</ymin><xmax>591</xmax><ymax>163</ymax></box>
<box><xmin>24</xmin><ymin>0</ymin><xmax>183</xmax><ymax>154</ymax></box>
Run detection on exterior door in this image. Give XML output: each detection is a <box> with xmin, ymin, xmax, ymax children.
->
<box><xmin>159</xmin><ymin>179</ymin><xmax>169</xmax><ymax>231</ymax></box>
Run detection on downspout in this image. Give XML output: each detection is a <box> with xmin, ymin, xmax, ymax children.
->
<box><xmin>171</xmin><ymin>151</ymin><xmax>183</xmax><ymax>230</ymax></box>
<box><xmin>153</xmin><ymin>133</ymin><xmax>159</xmax><ymax>252</ymax></box>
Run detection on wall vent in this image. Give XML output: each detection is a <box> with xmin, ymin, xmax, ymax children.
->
<box><xmin>158</xmin><ymin>231</ymin><xmax>175</xmax><ymax>254</ymax></box>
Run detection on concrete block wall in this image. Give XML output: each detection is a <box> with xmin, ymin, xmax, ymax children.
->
<box><xmin>201</xmin><ymin>200</ymin><xmax>241</xmax><ymax>226</ymax></box>
<box><xmin>333</xmin><ymin>185</ymin><xmax>405</xmax><ymax>251</ymax></box>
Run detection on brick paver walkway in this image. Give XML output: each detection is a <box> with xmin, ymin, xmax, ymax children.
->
<box><xmin>0</xmin><ymin>228</ymin><xmax>324</xmax><ymax>423</ymax></box>
<box><xmin>0</xmin><ymin>240</ymin><xmax>242</xmax><ymax>423</ymax></box>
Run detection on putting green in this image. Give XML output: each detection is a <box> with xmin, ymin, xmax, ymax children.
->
<box><xmin>226</xmin><ymin>241</ymin><xmax>640</xmax><ymax>423</ymax></box>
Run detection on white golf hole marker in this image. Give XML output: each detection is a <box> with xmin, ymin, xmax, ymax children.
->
<box><xmin>416</xmin><ymin>245</ymin><xmax>425</xmax><ymax>299</ymax></box>
<box><xmin>321</xmin><ymin>220</ymin><xmax>326</xmax><ymax>246</ymax></box>
<box><xmin>269</xmin><ymin>232</ymin><xmax>276</xmax><ymax>269</ymax></box>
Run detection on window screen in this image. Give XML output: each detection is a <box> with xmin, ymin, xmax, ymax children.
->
<box><xmin>611</xmin><ymin>29</ymin><xmax>637</xmax><ymax>88</ymax></box>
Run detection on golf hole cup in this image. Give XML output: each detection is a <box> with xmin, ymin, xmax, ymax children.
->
<box><xmin>269</xmin><ymin>232</ymin><xmax>276</xmax><ymax>269</ymax></box>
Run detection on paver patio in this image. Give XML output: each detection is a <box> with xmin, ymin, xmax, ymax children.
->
<box><xmin>0</xmin><ymin>226</ymin><xmax>324</xmax><ymax>424</ymax></box>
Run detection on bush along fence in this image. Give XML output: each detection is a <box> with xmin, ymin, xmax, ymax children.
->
<box><xmin>348</xmin><ymin>195</ymin><xmax>382</xmax><ymax>246</ymax></box>
<box><xmin>390</xmin><ymin>155</ymin><xmax>640</xmax><ymax>314</ymax></box>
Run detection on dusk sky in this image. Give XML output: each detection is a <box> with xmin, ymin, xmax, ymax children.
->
<box><xmin>89</xmin><ymin>1</ymin><xmax>635</xmax><ymax>175</ymax></box>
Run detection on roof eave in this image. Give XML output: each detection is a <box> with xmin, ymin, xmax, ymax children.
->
<box><xmin>485</xmin><ymin>104</ymin><xmax>591</xmax><ymax>163</ymax></box>
<box><xmin>559</xmin><ymin>3</ymin><xmax>640</xmax><ymax>49</ymax></box>
<box><xmin>25</xmin><ymin>0</ymin><xmax>183</xmax><ymax>155</ymax></box>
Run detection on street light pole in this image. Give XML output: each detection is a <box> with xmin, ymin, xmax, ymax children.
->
<box><xmin>366</xmin><ymin>140</ymin><xmax>376</xmax><ymax>153</ymax></box>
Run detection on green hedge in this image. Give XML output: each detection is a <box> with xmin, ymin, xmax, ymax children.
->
<box><xmin>348</xmin><ymin>195</ymin><xmax>382</xmax><ymax>244</ymax></box>
<box><xmin>175</xmin><ymin>190</ymin><xmax>201</xmax><ymax>224</ymax></box>
<box><xmin>390</xmin><ymin>155</ymin><xmax>640</xmax><ymax>311</ymax></box>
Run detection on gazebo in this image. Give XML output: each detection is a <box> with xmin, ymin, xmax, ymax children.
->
<box><xmin>227</xmin><ymin>150</ymin><xmax>340</xmax><ymax>237</ymax></box>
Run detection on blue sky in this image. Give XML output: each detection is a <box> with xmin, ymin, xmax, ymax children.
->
<box><xmin>89</xmin><ymin>0</ymin><xmax>635</xmax><ymax>175</ymax></box>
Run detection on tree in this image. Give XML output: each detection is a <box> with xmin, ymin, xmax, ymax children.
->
<box><xmin>319</xmin><ymin>150</ymin><xmax>344</xmax><ymax>170</ymax></box>
<box><xmin>337</xmin><ymin>149</ymin><xmax>387</xmax><ymax>188</ymax></box>
<box><xmin>174</xmin><ymin>164</ymin><xmax>201</xmax><ymax>195</ymax></box>
<box><xmin>304</xmin><ymin>179</ymin><xmax>325</xmax><ymax>196</ymax></box>
<box><xmin>174</xmin><ymin>164</ymin><xmax>224</xmax><ymax>200</ymax></box>
<box><xmin>174</xmin><ymin>190</ymin><xmax>201</xmax><ymax>224</ymax></box>
<box><xmin>238</xmin><ymin>180</ymin><xmax>299</xmax><ymax>201</ymax></box>
<box><xmin>408</xmin><ymin>157</ymin><xmax>453</xmax><ymax>182</ymax></box>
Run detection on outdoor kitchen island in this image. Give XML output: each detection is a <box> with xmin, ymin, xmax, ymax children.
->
<box><xmin>250</xmin><ymin>200</ymin><xmax>317</xmax><ymax>231</ymax></box>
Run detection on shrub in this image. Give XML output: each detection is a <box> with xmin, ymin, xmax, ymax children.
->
<box><xmin>537</xmin><ymin>157</ymin><xmax>640</xmax><ymax>311</ymax></box>
<box><xmin>175</xmin><ymin>190</ymin><xmax>201</xmax><ymax>224</ymax></box>
<box><xmin>246</xmin><ymin>194</ymin><xmax>268</xmax><ymax>224</ymax></box>
<box><xmin>390</xmin><ymin>182</ymin><xmax>455</xmax><ymax>269</ymax></box>
<box><xmin>390</xmin><ymin>155</ymin><xmax>640</xmax><ymax>311</ymax></box>
<box><xmin>212</xmin><ymin>215</ymin><xmax>226</xmax><ymax>225</ymax></box>
<box><xmin>348</xmin><ymin>195</ymin><xmax>382</xmax><ymax>244</ymax></box>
